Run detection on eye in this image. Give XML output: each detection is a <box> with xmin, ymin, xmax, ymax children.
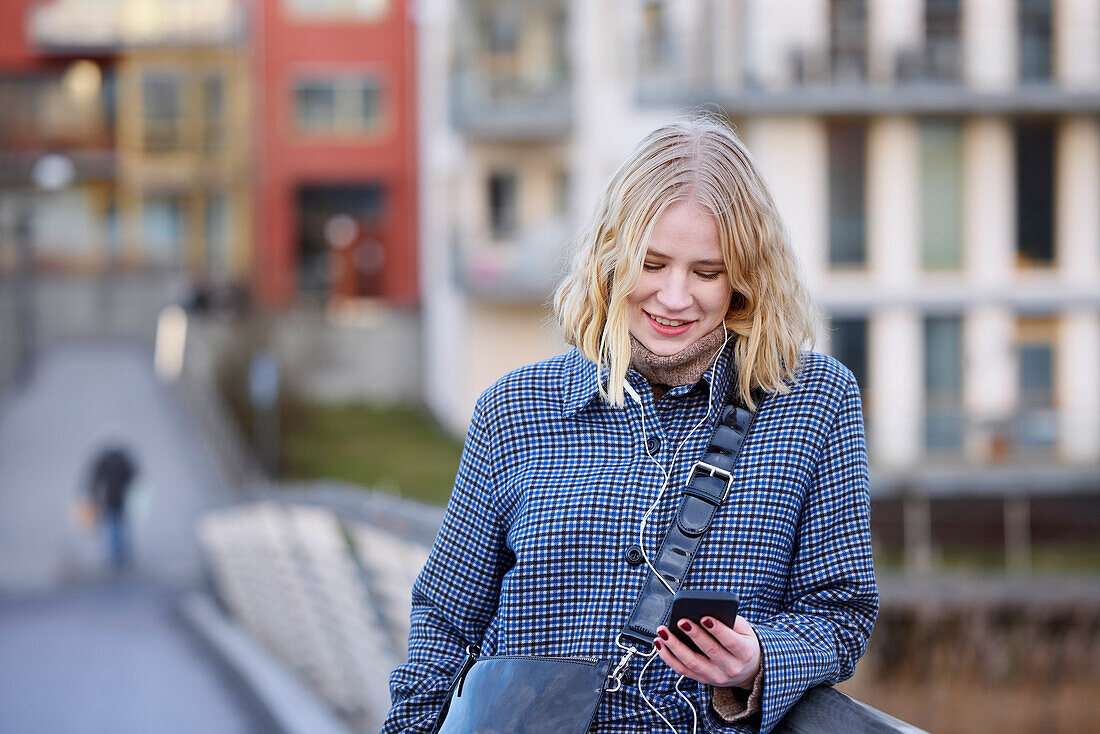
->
<box><xmin>642</xmin><ymin>262</ymin><xmax>664</xmax><ymax>272</ymax></box>
<box><xmin>696</xmin><ymin>271</ymin><xmax>724</xmax><ymax>281</ymax></box>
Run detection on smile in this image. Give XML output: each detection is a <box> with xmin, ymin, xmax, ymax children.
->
<box><xmin>647</xmin><ymin>312</ymin><xmax>693</xmax><ymax>328</ymax></box>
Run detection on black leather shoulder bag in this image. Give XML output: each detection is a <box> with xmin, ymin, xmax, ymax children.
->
<box><xmin>430</xmin><ymin>396</ymin><xmax>758</xmax><ymax>734</ymax></box>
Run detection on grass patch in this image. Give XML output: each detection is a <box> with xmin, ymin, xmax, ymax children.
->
<box><xmin>280</xmin><ymin>403</ymin><xmax>464</xmax><ymax>505</ymax></box>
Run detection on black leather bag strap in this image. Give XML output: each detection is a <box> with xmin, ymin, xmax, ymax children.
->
<box><xmin>618</xmin><ymin>395</ymin><xmax>758</xmax><ymax>649</ymax></box>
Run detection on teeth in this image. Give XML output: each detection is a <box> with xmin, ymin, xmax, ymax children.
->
<box><xmin>651</xmin><ymin>315</ymin><xmax>686</xmax><ymax>327</ymax></box>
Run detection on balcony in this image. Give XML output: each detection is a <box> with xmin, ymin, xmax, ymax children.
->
<box><xmin>450</xmin><ymin>71</ymin><xmax>572</xmax><ymax>141</ymax></box>
<box><xmin>0</xmin><ymin>73</ymin><xmax>114</xmax><ymax>151</ymax></box>
<box><xmin>29</xmin><ymin>0</ymin><xmax>245</xmax><ymax>53</ymax></box>
<box><xmin>640</xmin><ymin>44</ymin><xmax>1100</xmax><ymax>116</ymax></box>
<box><xmin>451</xmin><ymin>218</ymin><xmax>570</xmax><ymax>302</ymax></box>
<box><xmin>449</xmin><ymin>0</ymin><xmax>571</xmax><ymax>140</ymax></box>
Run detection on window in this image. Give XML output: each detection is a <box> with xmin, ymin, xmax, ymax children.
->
<box><xmin>924</xmin><ymin>0</ymin><xmax>961</xmax><ymax>81</ymax></box>
<box><xmin>141</xmin><ymin>72</ymin><xmax>182</xmax><ymax>153</ymax></box>
<box><xmin>924</xmin><ymin>316</ymin><xmax>963</xmax><ymax>451</ymax></box>
<box><xmin>105</xmin><ymin>201</ymin><xmax>120</xmax><ymax>258</ymax></box>
<box><xmin>641</xmin><ymin>0</ymin><xmax>672</xmax><ymax>74</ymax></box>
<box><xmin>549</xmin><ymin>7</ymin><xmax>568</xmax><ymax>79</ymax></box>
<box><xmin>295</xmin><ymin>82</ymin><xmax>335</xmax><ymax>130</ymax></box>
<box><xmin>828</xmin><ymin>122</ymin><xmax>866</xmax><ymax>267</ymax></box>
<box><xmin>1015</xmin><ymin>122</ymin><xmax>1055</xmax><ymax>266</ymax></box>
<box><xmin>202</xmin><ymin>73</ymin><xmax>225</xmax><ymax>155</ymax></box>
<box><xmin>554</xmin><ymin>169</ymin><xmax>569</xmax><ymax>216</ymax></box>
<box><xmin>142</xmin><ymin>193</ymin><xmax>185</xmax><ymax>265</ymax></box>
<box><xmin>829</xmin><ymin>0</ymin><xmax>867</xmax><ymax>82</ymax></box>
<box><xmin>488</xmin><ymin>171</ymin><xmax>518</xmax><ymax>239</ymax></box>
<box><xmin>1019</xmin><ymin>0</ymin><xmax>1052</xmax><ymax>82</ymax></box>
<box><xmin>204</xmin><ymin>191</ymin><xmax>231</xmax><ymax>279</ymax></box>
<box><xmin>1015</xmin><ymin>317</ymin><xmax>1057</xmax><ymax>450</ymax></box>
<box><xmin>920</xmin><ymin>121</ymin><xmax>962</xmax><ymax>268</ymax></box>
<box><xmin>831</xmin><ymin>316</ymin><xmax>868</xmax><ymax>395</ymax></box>
<box><xmin>293</xmin><ymin>76</ymin><xmax>383</xmax><ymax>134</ymax></box>
<box><xmin>482</xmin><ymin>3</ymin><xmax>520</xmax><ymax>54</ymax></box>
<box><xmin>283</xmin><ymin>0</ymin><xmax>387</xmax><ymax>20</ymax></box>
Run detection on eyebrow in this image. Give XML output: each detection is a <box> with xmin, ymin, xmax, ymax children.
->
<box><xmin>644</xmin><ymin>249</ymin><xmax>726</xmax><ymax>268</ymax></box>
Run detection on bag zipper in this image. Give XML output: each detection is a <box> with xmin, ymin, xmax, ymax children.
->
<box><xmin>450</xmin><ymin>645</ymin><xmax>479</xmax><ymax>698</ymax></box>
<box><xmin>484</xmin><ymin>655</ymin><xmax>600</xmax><ymax>664</ymax></box>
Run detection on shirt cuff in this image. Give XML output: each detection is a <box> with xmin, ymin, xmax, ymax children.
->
<box><xmin>710</xmin><ymin>669</ymin><xmax>764</xmax><ymax>723</ymax></box>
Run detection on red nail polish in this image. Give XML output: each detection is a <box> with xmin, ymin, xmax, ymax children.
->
<box><xmin>658</xmin><ymin>628</ymin><xmax>669</xmax><ymax>640</ymax></box>
<box><xmin>654</xmin><ymin>639</ymin><xmax>663</xmax><ymax>650</ymax></box>
<box><xmin>678</xmin><ymin>620</ymin><xmax>692</xmax><ymax>632</ymax></box>
<box><xmin>702</xmin><ymin>617</ymin><xmax>715</xmax><ymax>629</ymax></box>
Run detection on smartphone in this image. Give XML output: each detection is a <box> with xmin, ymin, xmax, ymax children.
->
<box><xmin>667</xmin><ymin>590</ymin><xmax>739</xmax><ymax>655</ymax></box>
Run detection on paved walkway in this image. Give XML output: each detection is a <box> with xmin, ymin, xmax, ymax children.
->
<box><xmin>0</xmin><ymin>342</ymin><xmax>274</xmax><ymax>733</ymax></box>
<box><xmin>0</xmin><ymin>341</ymin><xmax>231</xmax><ymax>589</ymax></box>
<box><xmin>0</xmin><ymin>581</ymin><xmax>276</xmax><ymax>734</ymax></box>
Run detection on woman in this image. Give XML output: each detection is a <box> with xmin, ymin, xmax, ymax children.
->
<box><xmin>385</xmin><ymin>115</ymin><xmax>877</xmax><ymax>733</ymax></box>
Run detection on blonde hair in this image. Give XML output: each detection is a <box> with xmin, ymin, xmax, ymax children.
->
<box><xmin>553</xmin><ymin>113</ymin><xmax>815</xmax><ymax>409</ymax></box>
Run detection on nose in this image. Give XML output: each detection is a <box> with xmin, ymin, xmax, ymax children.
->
<box><xmin>654</xmin><ymin>271</ymin><xmax>692</xmax><ymax>312</ymax></box>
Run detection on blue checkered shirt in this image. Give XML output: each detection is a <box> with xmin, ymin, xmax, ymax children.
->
<box><xmin>385</xmin><ymin>345</ymin><xmax>877</xmax><ymax>733</ymax></box>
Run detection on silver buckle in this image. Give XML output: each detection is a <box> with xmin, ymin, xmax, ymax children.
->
<box><xmin>606</xmin><ymin>635</ymin><xmax>657</xmax><ymax>692</ymax></box>
<box><xmin>692</xmin><ymin>461</ymin><xmax>734</xmax><ymax>498</ymax></box>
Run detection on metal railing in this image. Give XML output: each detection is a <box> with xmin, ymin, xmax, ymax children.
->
<box><xmin>198</xmin><ymin>483</ymin><xmax>925</xmax><ymax>733</ymax></box>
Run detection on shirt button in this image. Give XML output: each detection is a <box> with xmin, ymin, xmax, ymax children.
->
<box><xmin>645</xmin><ymin>436</ymin><xmax>661</xmax><ymax>455</ymax></box>
<box><xmin>624</xmin><ymin>545</ymin><xmax>645</xmax><ymax>566</ymax></box>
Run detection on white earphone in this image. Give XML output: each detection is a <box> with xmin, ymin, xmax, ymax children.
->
<box><xmin>625</xmin><ymin>326</ymin><xmax>731</xmax><ymax>734</ymax></box>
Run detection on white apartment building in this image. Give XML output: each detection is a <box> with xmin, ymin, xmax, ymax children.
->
<box><xmin>416</xmin><ymin>0</ymin><xmax>1100</xmax><ymax>495</ymax></box>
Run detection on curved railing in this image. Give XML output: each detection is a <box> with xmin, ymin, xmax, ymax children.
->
<box><xmin>198</xmin><ymin>482</ymin><xmax>926</xmax><ymax>733</ymax></box>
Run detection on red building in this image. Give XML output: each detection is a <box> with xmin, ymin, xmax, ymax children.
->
<box><xmin>253</xmin><ymin>0</ymin><xmax>418</xmax><ymax>306</ymax></box>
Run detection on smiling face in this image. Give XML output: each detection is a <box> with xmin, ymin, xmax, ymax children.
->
<box><xmin>627</xmin><ymin>199</ymin><xmax>733</xmax><ymax>357</ymax></box>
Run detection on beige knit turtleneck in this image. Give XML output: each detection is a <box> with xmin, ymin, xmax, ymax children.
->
<box><xmin>628</xmin><ymin>326</ymin><xmax>727</xmax><ymax>399</ymax></box>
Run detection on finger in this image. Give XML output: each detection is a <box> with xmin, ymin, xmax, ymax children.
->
<box><xmin>654</xmin><ymin>626</ymin><xmax>724</xmax><ymax>684</ymax></box>
<box><xmin>703</xmin><ymin>615</ymin><xmax>761</xmax><ymax>687</ymax></box>
<box><xmin>675</xmin><ymin>618</ymin><xmax>731</xmax><ymax>662</ymax></box>
<box><xmin>670</xmin><ymin>620</ymin><xmax>730</xmax><ymax>679</ymax></box>
<box><xmin>700</xmin><ymin>615</ymin><xmax>751</xmax><ymax>659</ymax></box>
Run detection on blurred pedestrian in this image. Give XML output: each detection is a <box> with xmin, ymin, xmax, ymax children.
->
<box><xmin>86</xmin><ymin>445</ymin><xmax>139</xmax><ymax>570</ymax></box>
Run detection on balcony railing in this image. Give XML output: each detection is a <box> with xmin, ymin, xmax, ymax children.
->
<box><xmin>29</xmin><ymin>0</ymin><xmax>245</xmax><ymax>52</ymax></box>
<box><xmin>199</xmin><ymin>485</ymin><xmax>930</xmax><ymax>733</ymax></box>
<box><xmin>638</xmin><ymin>43</ymin><xmax>1100</xmax><ymax>115</ymax></box>
<box><xmin>450</xmin><ymin>70</ymin><xmax>572</xmax><ymax>140</ymax></box>
<box><xmin>451</xmin><ymin>218</ymin><xmax>570</xmax><ymax>302</ymax></box>
<box><xmin>894</xmin><ymin>47</ymin><xmax>962</xmax><ymax>86</ymax></box>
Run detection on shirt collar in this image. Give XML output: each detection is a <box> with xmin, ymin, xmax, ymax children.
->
<box><xmin>560</xmin><ymin>340</ymin><xmax>739</xmax><ymax>418</ymax></box>
<box><xmin>560</xmin><ymin>349</ymin><xmax>603</xmax><ymax>418</ymax></box>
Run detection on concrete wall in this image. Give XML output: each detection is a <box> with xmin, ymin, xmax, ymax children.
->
<box><xmin>273</xmin><ymin>306</ymin><xmax>421</xmax><ymax>405</ymax></box>
<box><xmin>185</xmin><ymin>306</ymin><xmax>422</xmax><ymax>408</ymax></box>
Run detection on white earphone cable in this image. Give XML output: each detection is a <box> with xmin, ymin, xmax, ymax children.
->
<box><xmin>630</xmin><ymin>324</ymin><xmax>730</xmax><ymax>734</ymax></box>
<box><xmin>636</xmin><ymin>324</ymin><xmax>730</xmax><ymax>593</ymax></box>
<box><xmin>638</xmin><ymin>643</ymin><xmax>702</xmax><ymax>734</ymax></box>
<box><xmin>675</xmin><ymin>674</ymin><xmax>699</xmax><ymax>734</ymax></box>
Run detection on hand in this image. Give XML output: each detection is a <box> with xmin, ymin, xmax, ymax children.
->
<box><xmin>654</xmin><ymin>614</ymin><xmax>761</xmax><ymax>689</ymax></box>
